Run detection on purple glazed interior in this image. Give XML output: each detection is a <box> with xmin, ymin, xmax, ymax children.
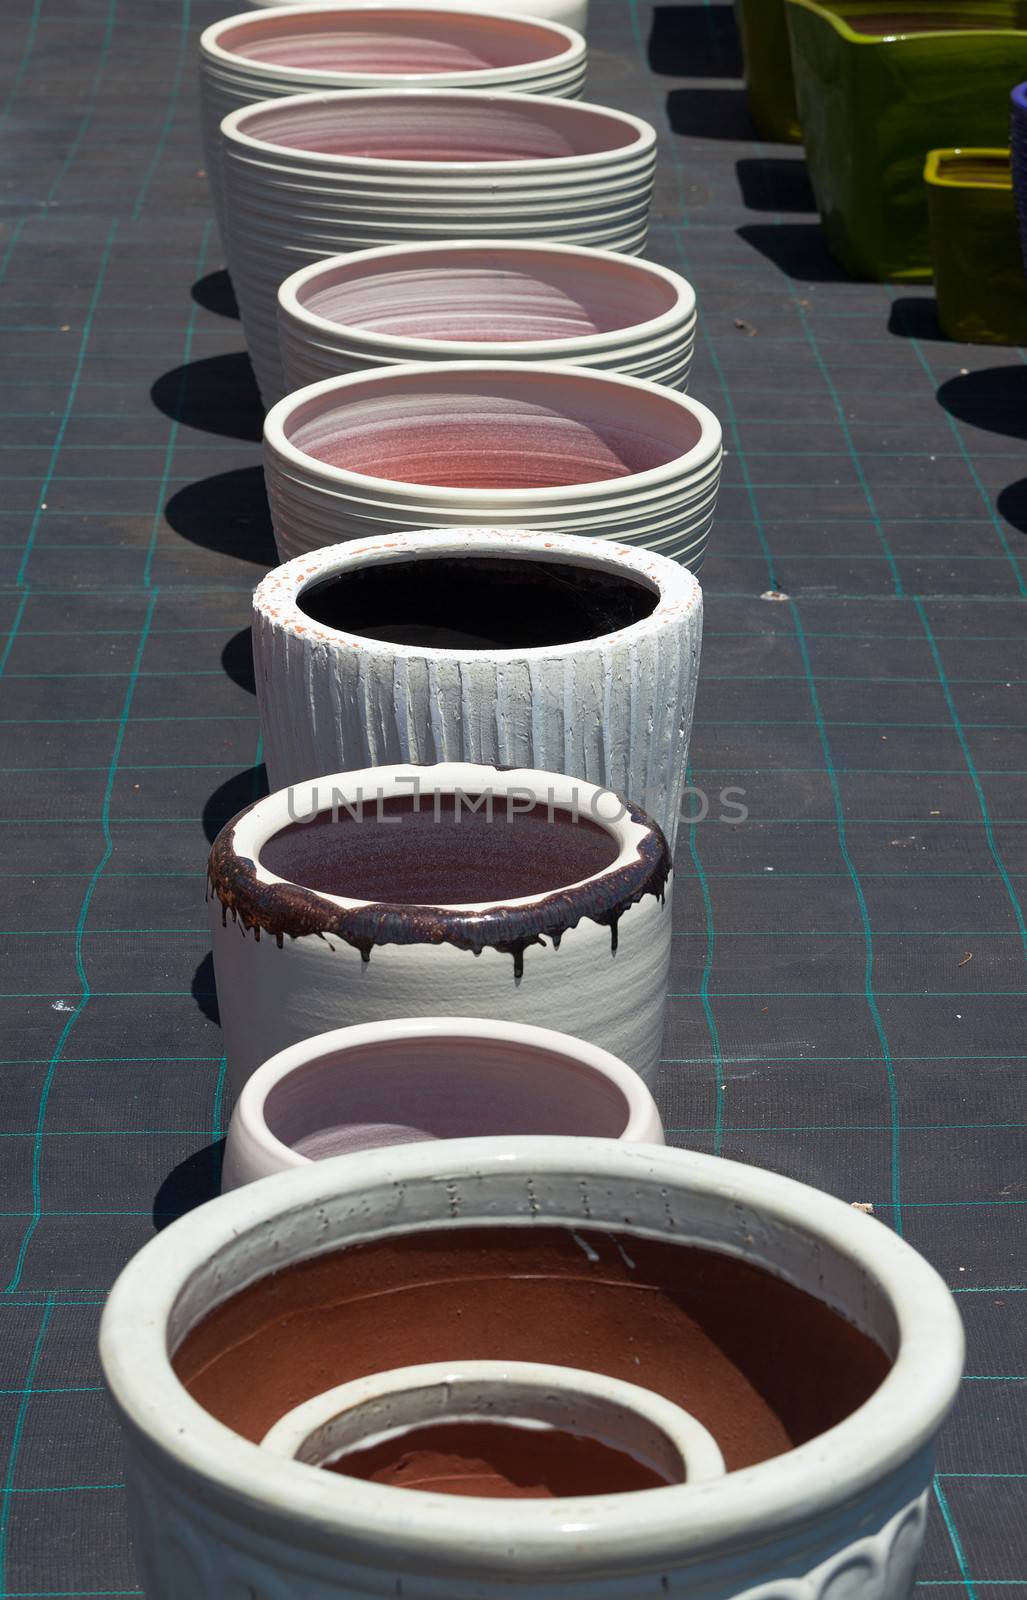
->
<box><xmin>285</xmin><ymin>369</ymin><xmax>703</xmax><ymax>487</ymax></box>
<box><xmin>1014</xmin><ymin>82</ymin><xmax>1027</xmax><ymax>114</ymax></box>
<box><xmin>297</xmin><ymin>247</ymin><xmax>678</xmax><ymax>343</ymax></box>
<box><xmin>238</xmin><ymin>95</ymin><xmax>640</xmax><ymax>161</ymax></box>
<box><xmin>216</xmin><ymin>9</ymin><xmax>567</xmax><ymax>72</ymax></box>
<box><xmin>261</xmin><ymin>1031</ymin><xmax>633</xmax><ymax>1160</ymax></box>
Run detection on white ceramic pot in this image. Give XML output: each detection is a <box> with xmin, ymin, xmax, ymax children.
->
<box><xmin>220</xmin><ymin>89</ymin><xmax>657</xmax><ymax>402</ymax></box>
<box><xmin>277</xmin><ymin>240</ymin><xmax>696</xmax><ymax>391</ymax></box>
<box><xmin>244</xmin><ymin>0</ymin><xmax>591</xmax><ymax>36</ymax></box>
<box><xmin>99</xmin><ymin>1136</ymin><xmax>964</xmax><ymax>1598</ymax></box>
<box><xmin>262</xmin><ymin>362</ymin><xmax>722</xmax><ymax>569</ymax></box>
<box><xmin>251</xmin><ymin>527</ymin><xmax>702</xmax><ymax>847</ymax></box>
<box><xmin>221</xmin><ymin>1015</ymin><xmax>665</xmax><ymax>1188</ymax></box>
<box><xmin>259</xmin><ymin>1360</ymin><xmax>725</xmax><ymax>1487</ymax></box>
<box><xmin>208</xmin><ymin>762</ymin><xmax>673</xmax><ymax>1095</ymax></box>
<box><xmin>201</xmin><ymin>4</ymin><xmax>587</xmax><ymax>237</ymax></box>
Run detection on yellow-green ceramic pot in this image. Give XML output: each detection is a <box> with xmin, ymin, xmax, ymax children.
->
<box><xmin>925</xmin><ymin>148</ymin><xmax>1027</xmax><ymax>344</ymax></box>
<box><xmin>734</xmin><ymin>0</ymin><xmax>802</xmax><ymax>142</ymax></box>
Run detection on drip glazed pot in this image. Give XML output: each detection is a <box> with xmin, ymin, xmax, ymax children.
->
<box><xmin>220</xmin><ymin>88</ymin><xmax>657</xmax><ymax>402</ymax></box>
<box><xmin>208</xmin><ymin>762</ymin><xmax>673</xmax><ymax>1094</ymax></box>
<box><xmin>252</xmin><ymin>527</ymin><xmax>702</xmax><ymax>847</ymax></box>
<box><xmin>1012</xmin><ymin>83</ymin><xmax>1027</xmax><ymax>269</ymax></box>
<box><xmin>787</xmin><ymin>0</ymin><xmax>1027</xmax><ymax>280</ymax></box>
<box><xmin>200</xmin><ymin>4</ymin><xmax>587</xmax><ymax>235</ymax></box>
<box><xmin>99</xmin><ymin>1136</ymin><xmax>964</xmax><ymax>1598</ymax></box>
<box><xmin>733</xmin><ymin>0</ymin><xmax>801</xmax><ymax>142</ymax></box>
<box><xmin>262</xmin><ymin>363</ymin><xmax>722</xmax><ymax>569</ymax></box>
<box><xmin>277</xmin><ymin>240</ymin><xmax>696</xmax><ymax>391</ymax></box>
<box><xmin>259</xmin><ymin>1360</ymin><xmax>725</xmax><ymax>1491</ymax></box>
<box><xmin>244</xmin><ymin>0</ymin><xmax>591</xmax><ymax>33</ymax></box>
<box><xmin>221</xmin><ymin>1016</ymin><xmax>665</xmax><ymax>1188</ymax></box>
<box><xmin>924</xmin><ymin>148</ymin><xmax>1027</xmax><ymax>345</ymax></box>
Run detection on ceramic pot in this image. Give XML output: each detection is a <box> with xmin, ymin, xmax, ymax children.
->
<box><xmin>259</xmin><ymin>1360</ymin><xmax>725</xmax><ymax>1490</ymax></box>
<box><xmin>222</xmin><ymin>1016</ymin><xmax>665</xmax><ymax>1188</ymax></box>
<box><xmin>787</xmin><ymin>0</ymin><xmax>1027</xmax><ymax>280</ymax></box>
<box><xmin>201</xmin><ymin>4</ymin><xmax>587</xmax><ymax>238</ymax></box>
<box><xmin>1012</xmin><ymin>83</ymin><xmax>1027</xmax><ymax>269</ymax></box>
<box><xmin>208</xmin><ymin>762</ymin><xmax>673</xmax><ymax>1094</ymax></box>
<box><xmin>99</xmin><ymin>1136</ymin><xmax>964</xmax><ymax>1597</ymax></box>
<box><xmin>733</xmin><ymin>0</ymin><xmax>801</xmax><ymax>142</ymax></box>
<box><xmin>220</xmin><ymin>88</ymin><xmax>657</xmax><ymax>402</ymax></box>
<box><xmin>277</xmin><ymin>240</ymin><xmax>696</xmax><ymax>392</ymax></box>
<box><xmin>924</xmin><ymin>148</ymin><xmax>1027</xmax><ymax>345</ymax></box>
<box><xmin>252</xmin><ymin>527</ymin><xmax>702</xmax><ymax>847</ymax></box>
<box><xmin>244</xmin><ymin>0</ymin><xmax>590</xmax><ymax>34</ymax></box>
<box><xmin>262</xmin><ymin>362</ymin><xmax>722</xmax><ymax>569</ymax></box>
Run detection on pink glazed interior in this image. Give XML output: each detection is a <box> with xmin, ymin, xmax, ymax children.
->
<box><xmin>239</xmin><ymin>95</ymin><xmax>639</xmax><ymax>161</ymax></box>
<box><xmin>298</xmin><ymin>248</ymin><xmax>679</xmax><ymax>343</ymax></box>
<box><xmin>216</xmin><ymin>10</ymin><xmax>567</xmax><ymax>72</ymax></box>
<box><xmin>285</xmin><ymin>369</ymin><xmax>703</xmax><ymax>487</ymax></box>
<box><xmin>261</xmin><ymin>1032</ymin><xmax>633</xmax><ymax>1160</ymax></box>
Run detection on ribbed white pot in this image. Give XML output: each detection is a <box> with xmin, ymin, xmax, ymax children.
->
<box><xmin>278</xmin><ymin>240</ymin><xmax>696</xmax><ymax>391</ymax></box>
<box><xmin>201</xmin><ymin>4</ymin><xmax>587</xmax><ymax>238</ymax></box>
<box><xmin>220</xmin><ymin>89</ymin><xmax>657</xmax><ymax>402</ymax></box>
<box><xmin>251</xmin><ymin>527</ymin><xmax>702</xmax><ymax>847</ymax></box>
<box><xmin>262</xmin><ymin>362</ymin><xmax>722</xmax><ymax>568</ymax></box>
<box><xmin>222</xmin><ymin>1015</ymin><xmax>666</xmax><ymax>1188</ymax></box>
<box><xmin>208</xmin><ymin>763</ymin><xmax>673</xmax><ymax>1094</ymax></box>
<box><xmin>99</xmin><ymin>1137</ymin><xmax>964</xmax><ymax>1599</ymax></box>
<box><xmin>244</xmin><ymin>0</ymin><xmax>590</xmax><ymax>34</ymax></box>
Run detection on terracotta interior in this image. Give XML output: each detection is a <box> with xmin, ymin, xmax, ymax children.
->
<box><xmin>296</xmin><ymin>553</ymin><xmax>658</xmax><ymax>649</ymax></box>
<box><xmin>286</xmin><ymin>370</ymin><xmax>703</xmax><ymax>487</ymax></box>
<box><xmin>297</xmin><ymin>248</ymin><xmax>679</xmax><ymax>343</ymax></box>
<box><xmin>174</xmin><ymin>1226</ymin><xmax>892</xmax><ymax>1470</ymax></box>
<box><xmin>240</xmin><ymin>95</ymin><xmax>641</xmax><ymax>161</ymax></box>
<box><xmin>262</xmin><ymin>1033</ymin><xmax>632</xmax><ymax>1160</ymax></box>
<box><xmin>325</xmin><ymin>1420</ymin><xmax>674</xmax><ymax>1497</ymax></box>
<box><xmin>258</xmin><ymin>796</ymin><xmax>623</xmax><ymax>904</ymax></box>
<box><xmin>218</xmin><ymin>10</ymin><xmax>566</xmax><ymax>72</ymax></box>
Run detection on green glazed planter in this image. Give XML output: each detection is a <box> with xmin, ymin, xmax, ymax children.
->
<box><xmin>734</xmin><ymin>0</ymin><xmax>802</xmax><ymax>142</ymax></box>
<box><xmin>925</xmin><ymin>148</ymin><xmax>1027</xmax><ymax>344</ymax></box>
<box><xmin>786</xmin><ymin>0</ymin><xmax>1027</xmax><ymax>280</ymax></box>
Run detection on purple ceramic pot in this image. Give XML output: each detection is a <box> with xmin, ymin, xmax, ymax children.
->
<box><xmin>1012</xmin><ymin>83</ymin><xmax>1027</xmax><ymax>272</ymax></box>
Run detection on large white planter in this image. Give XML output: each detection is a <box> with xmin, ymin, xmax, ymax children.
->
<box><xmin>252</xmin><ymin>527</ymin><xmax>702</xmax><ymax>847</ymax></box>
<box><xmin>262</xmin><ymin>362</ymin><xmax>722</xmax><ymax>569</ymax></box>
<box><xmin>208</xmin><ymin>763</ymin><xmax>673</xmax><ymax>1094</ymax></box>
<box><xmin>277</xmin><ymin>240</ymin><xmax>696</xmax><ymax>391</ymax></box>
<box><xmin>244</xmin><ymin>0</ymin><xmax>591</xmax><ymax>36</ymax></box>
<box><xmin>201</xmin><ymin>4</ymin><xmax>587</xmax><ymax>239</ymax></box>
<box><xmin>99</xmin><ymin>1136</ymin><xmax>964</xmax><ymax>1598</ymax></box>
<box><xmin>220</xmin><ymin>89</ymin><xmax>657</xmax><ymax>402</ymax></box>
<box><xmin>222</xmin><ymin>1015</ymin><xmax>665</xmax><ymax>1188</ymax></box>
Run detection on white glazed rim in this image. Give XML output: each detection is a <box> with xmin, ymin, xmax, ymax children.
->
<box><xmin>252</xmin><ymin>527</ymin><xmax>701</xmax><ymax>663</ymax></box>
<box><xmin>229</xmin><ymin>1016</ymin><xmax>664</xmax><ymax>1171</ymax></box>
<box><xmin>225</xmin><ymin>762</ymin><xmax>662</xmax><ymax>914</ymax></box>
<box><xmin>99</xmin><ymin>1137</ymin><xmax>964</xmax><ymax>1571</ymax></box>
<box><xmin>200</xmin><ymin>3</ymin><xmax>584</xmax><ymax>85</ymax></box>
<box><xmin>263</xmin><ymin>362</ymin><xmax>722</xmax><ymax>502</ymax></box>
<box><xmin>222</xmin><ymin>88</ymin><xmax>656</xmax><ymax>172</ymax></box>
<box><xmin>277</xmin><ymin>240</ymin><xmax>696</xmax><ymax>356</ymax></box>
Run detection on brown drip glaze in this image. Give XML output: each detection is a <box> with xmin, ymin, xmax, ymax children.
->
<box><xmin>173</xmin><ymin>1227</ymin><xmax>891</xmax><ymax>1471</ymax></box>
<box><xmin>207</xmin><ymin>794</ymin><xmax>671</xmax><ymax>976</ymax></box>
<box><xmin>325</xmin><ymin>1420</ymin><xmax>674</xmax><ymax>1497</ymax></box>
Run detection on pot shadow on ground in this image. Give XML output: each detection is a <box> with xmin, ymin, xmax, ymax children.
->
<box><xmin>648</xmin><ymin>4</ymin><xmax>742</xmax><ymax>76</ymax></box>
<box><xmin>191</xmin><ymin>268</ymin><xmax>239</xmax><ymax>320</ymax></box>
<box><xmin>887</xmin><ymin>296</ymin><xmax>944</xmax><ymax>341</ymax></box>
<box><xmin>666</xmin><ymin>86</ymin><xmax>754</xmax><ymax>139</ymax></box>
<box><xmin>996</xmin><ymin>477</ymin><xmax>1027</xmax><ymax>535</ymax></box>
<box><xmin>222</xmin><ymin>625</ymin><xmax>256</xmax><ymax>694</ymax></box>
<box><xmin>936</xmin><ymin>364</ymin><xmax>1027</xmax><ymax>441</ymax></box>
<box><xmin>735</xmin><ymin>157</ymin><xmax>817</xmax><ymax>214</ymax></box>
<box><xmin>151</xmin><ymin>350</ymin><xmax>263</xmax><ymax>442</ymax></box>
<box><xmin>202</xmin><ymin>764</ymin><xmax>269</xmax><ymax>845</ymax></box>
<box><xmin>736</xmin><ymin>222</ymin><xmax>856</xmax><ymax>282</ymax></box>
<box><xmin>165</xmin><ymin>465</ymin><xmax>277</xmax><ymax>566</ymax></box>
<box><xmin>153</xmin><ymin>1135</ymin><xmax>226</xmax><ymax>1229</ymax></box>
<box><xmin>192</xmin><ymin>952</ymin><xmax>220</xmax><ymax>1026</ymax></box>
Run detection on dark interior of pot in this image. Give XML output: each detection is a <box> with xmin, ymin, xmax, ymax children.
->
<box><xmin>173</xmin><ymin>1227</ymin><xmax>892</xmax><ymax>1471</ymax></box>
<box><xmin>259</xmin><ymin>794</ymin><xmax>622</xmax><ymax>904</ymax></box>
<box><xmin>298</xmin><ymin>248</ymin><xmax>678</xmax><ymax>342</ymax></box>
<box><xmin>297</xmin><ymin>554</ymin><xmax>658</xmax><ymax>649</ymax></box>
<box><xmin>220</xmin><ymin>10</ymin><xmax>566</xmax><ymax>73</ymax></box>
<box><xmin>242</xmin><ymin>95</ymin><xmax>639</xmax><ymax>162</ymax></box>
<box><xmin>324</xmin><ymin>1419</ymin><xmax>674</xmax><ymax>1497</ymax></box>
<box><xmin>935</xmin><ymin>153</ymin><xmax>1012</xmax><ymax>188</ymax></box>
<box><xmin>833</xmin><ymin>3</ymin><xmax>1016</xmax><ymax>33</ymax></box>
<box><xmin>286</xmin><ymin>370</ymin><xmax>703</xmax><ymax>488</ymax></box>
<box><xmin>262</xmin><ymin>1034</ymin><xmax>632</xmax><ymax>1159</ymax></box>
